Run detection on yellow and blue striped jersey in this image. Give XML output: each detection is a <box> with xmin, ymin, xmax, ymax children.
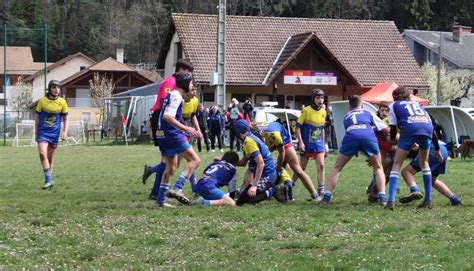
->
<box><xmin>242</xmin><ymin>132</ymin><xmax>275</xmax><ymax>177</ymax></box>
<box><xmin>182</xmin><ymin>96</ymin><xmax>199</xmax><ymax>118</ymax></box>
<box><xmin>297</xmin><ymin>105</ymin><xmax>326</xmax><ymax>152</ymax></box>
<box><xmin>36</xmin><ymin>96</ymin><xmax>68</xmax><ymax>138</ymax></box>
<box><xmin>260</xmin><ymin>122</ymin><xmax>291</xmax><ymax>151</ymax></box>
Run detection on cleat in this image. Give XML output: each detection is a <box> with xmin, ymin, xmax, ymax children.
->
<box><xmin>142</xmin><ymin>165</ymin><xmax>153</xmax><ymax>185</ymax></box>
<box><xmin>41</xmin><ymin>181</ymin><xmax>55</xmax><ymax>190</ymax></box>
<box><xmin>167</xmin><ymin>189</ymin><xmax>191</xmax><ymax>205</ymax></box>
<box><xmin>157</xmin><ymin>202</ymin><xmax>176</xmax><ymax>208</ymax></box>
<box><xmin>368</xmin><ymin>193</ymin><xmax>378</xmax><ymax>203</ymax></box>
<box><xmin>319</xmin><ymin>198</ymin><xmax>329</xmax><ymax>205</ymax></box>
<box><xmin>399</xmin><ymin>191</ymin><xmax>423</xmax><ymax>204</ymax></box>
<box><xmin>417</xmin><ymin>200</ymin><xmax>433</xmax><ymax>209</ymax></box>
<box><xmin>451</xmin><ymin>200</ymin><xmax>464</xmax><ymax>206</ymax></box>
<box><xmin>378</xmin><ymin>194</ymin><xmax>387</xmax><ymax>207</ymax></box>
<box><xmin>318</xmin><ymin>187</ymin><xmax>325</xmax><ymax>196</ymax></box>
<box><xmin>148</xmin><ymin>192</ymin><xmax>157</xmax><ymax>201</ymax></box>
<box><xmin>273</xmin><ymin>186</ymin><xmax>288</xmax><ymax>203</ymax></box>
<box><xmin>385</xmin><ymin>201</ymin><xmax>395</xmax><ymax>210</ymax></box>
<box><xmin>310</xmin><ymin>195</ymin><xmax>322</xmax><ymax>202</ymax></box>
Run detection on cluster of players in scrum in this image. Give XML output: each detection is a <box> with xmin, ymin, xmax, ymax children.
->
<box><xmin>138</xmin><ymin>59</ymin><xmax>463</xmax><ymax>209</ymax></box>
<box><xmin>35</xmin><ymin>59</ymin><xmax>463</xmax><ymax>210</ymax></box>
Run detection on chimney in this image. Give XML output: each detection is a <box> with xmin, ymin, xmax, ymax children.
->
<box><xmin>116</xmin><ymin>48</ymin><xmax>124</xmax><ymax>63</ymax></box>
<box><xmin>453</xmin><ymin>25</ymin><xmax>472</xmax><ymax>42</ymax></box>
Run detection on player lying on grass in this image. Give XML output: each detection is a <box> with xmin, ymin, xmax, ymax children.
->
<box><xmin>233</xmin><ymin>119</ymin><xmax>287</xmax><ymax>205</ymax></box>
<box><xmin>191</xmin><ymin>151</ymin><xmax>240</xmax><ymax>207</ymax></box>
<box><xmin>399</xmin><ymin>141</ymin><xmax>463</xmax><ymax>207</ymax></box>
<box><xmin>320</xmin><ymin>95</ymin><xmax>389</xmax><ymax>206</ymax></box>
<box><xmin>386</xmin><ymin>86</ymin><xmax>443</xmax><ymax>210</ymax></box>
<box><xmin>250</xmin><ymin>123</ymin><xmax>320</xmax><ymax>201</ymax></box>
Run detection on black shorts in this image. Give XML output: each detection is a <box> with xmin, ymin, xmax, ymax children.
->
<box><xmin>150</xmin><ymin>109</ymin><xmax>160</xmax><ymax>146</ymax></box>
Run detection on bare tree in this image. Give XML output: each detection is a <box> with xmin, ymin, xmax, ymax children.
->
<box><xmin>89</xmin><ymin>72</ymin><xmax>114</xmax><ymax>125</ymax></box>
<box><xmin>10</xmin><ymin>80</ymin><xmax>33</xmax><ymax>120</ymax></box>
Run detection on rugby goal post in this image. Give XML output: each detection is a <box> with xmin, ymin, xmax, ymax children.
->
<box><xmin>14</xmin><ymin>120</ymin><xmax>86</xmax><ymax>147</ymax></box>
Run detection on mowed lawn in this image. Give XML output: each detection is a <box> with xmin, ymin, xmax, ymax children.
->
<box><xmin>0</xmin><ymin>144</ymin><xmax>473</xmax><ymax>269</ymax></box>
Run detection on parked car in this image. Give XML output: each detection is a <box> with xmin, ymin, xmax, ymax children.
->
<box><xmin>253</xmin><ymin>106</ymin><xmax>301</xmax><ymax>144</ymax></box>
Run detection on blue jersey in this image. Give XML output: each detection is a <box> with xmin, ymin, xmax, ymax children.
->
<box><xmin>156</xmin><ymin>90</ymin><xmax>185</xmax><ymax>147</ymax></box>
<box><xmin>261</xmin><ymin>122</ymin><xmax>291</xmax><ymax>151</ymax></box>
<box><xmin>296</xmin><ymin>106</ymin><xmax>326</xmax><ymax>152</ymax></box>
<box><xmin>242</xmin><ymin>132</ymin><xmax>276</xmax><ymax>177</ymax></box>
<box><xmin>342</xmin><ymin>109</ymin><xmax>387</xmax><ymax>144</ymax></box>
<box><xmin>193</xmin><ymin>160</ymin><xmax>237</xmax><ymax>192</ymax></box>
<box><xmin>389</xmin><ymin>101</ymin><xmax>433</xmax><ymax>138</ymax></box>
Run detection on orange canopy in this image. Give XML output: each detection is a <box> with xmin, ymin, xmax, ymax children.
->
<box><xmin>360</xmin><ymin>82</ymin><xmax>429</xmax><ymax>106</ymax></box>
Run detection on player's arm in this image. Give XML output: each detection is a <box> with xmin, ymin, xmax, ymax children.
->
<box><xmin>296</xmin><ymin>110</ymin><xmax>305</xmax><ymax>151</ymax></box>
<box><xmin>248</xmin><ymin>153</ymin><xmax>264</xmax><ymax>198</ymax></box>
<box><xmin>388</xmin><ymin>104</ymin><xmax>398</xmax><ymax>144</ymax></box>
<box><xmin>236</xmin><ymin>155</ymin><xmax>249</xmax><ymax>166</ymax></box>
<box><xmin>431</xmin><ymin>131</ymin><xmax>443</xmax><ymax>162</ymax></box>
<box><xmin>61</xmin><ymin>114</ymin><xmax>69</xmax><ymax>140</ymax></box>
<box><xmin>190</xmin><ymin>113</ymin><xmax>202</xmax><ymax>138</ymax></box>
<box><xmin>34</xmin><ymin>112</ymin><xmax>40</xmax><ymax>142</ymax></box>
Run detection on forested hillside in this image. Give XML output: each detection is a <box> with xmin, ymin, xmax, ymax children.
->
<box><xmin>1</xmin><ymin>0</ymin><xmax>473</xmax><ymax>64</ymax></box>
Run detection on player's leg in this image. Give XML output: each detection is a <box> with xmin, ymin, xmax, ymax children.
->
<box><xmin>417</xmin><ymin>144</ymin><xmax>433</xmax><ymax>208</ymax></box>
<box><xmin>320</xmin><ymin>154</ymin><xmax>352</xmax><ymax>204</ymax></box>
<box><xmin>315</xmin><ymin>152</ymin><xmax>325</xmax><ymax>195</ymax></box>
<box><xmin>192</xmin><ymin>188</ymin><xmax>236</xmax><ymax>207</ymax></box>
<box><xmin>156</xmin><ymin>155</ymin><xmax>178</xmax><ymax>207</ymax></box>
<box><xmin>285</xmin><ymin>146</ymin><xmax>318</xmax><ymax>200</ymax></box>
<box><xmin>37</xmin><ymin>142</ymin><xmax>54</xmax><ymax>189</ymax></box>
<box><xmin>367</xmin><ymin>153</ymin><xmax>387</xmax><ymax>206</ymax></box>
<box><xmin>292</xmin><ymin>154</ymin><xmax>309</xmax><ymax>183</ymax></box>
<box><xmin>432</xmin><ymin>176</ymin><xmax>463</xmax><ymax>205</ymax></box>
<box><xmin>387</xmin><ymin>147</ymin><xmax>409</xmax><ymax>209</ymax></box>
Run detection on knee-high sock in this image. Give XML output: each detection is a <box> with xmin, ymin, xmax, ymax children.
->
<box><xmin>173</xmin><ymin>172</ymin><xmax>195</xmax><ymax>191</ymax></box>
<box><xmin>422</xmin><ymin>168</ymin><xmax>432</xmax><ymax>201</ymax></box>
<box><xmin>388</xmin><ymin>171</ymin><xmax>400</xmax><ymax>202</ymax></box>
<box><xmin>156</xmin><ymin>183</ymin><xmax>170</xmax><ymax>205</ymax></box>
<box><xmin>151</xmin><ymin>162</ymin><xmax>166</xmax><ymax>195</ymax></box>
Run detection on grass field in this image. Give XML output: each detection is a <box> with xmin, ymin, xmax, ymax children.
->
<box><xmin>0</xmin><ymin>143</ymin><xmax>473</xmax><ymax>269</ymax></box>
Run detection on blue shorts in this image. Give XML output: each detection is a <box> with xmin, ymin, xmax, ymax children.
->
<box><xmin>411</xmin><ymin>148</ymin><xmax>448</xmax><ymax>176</ymax></box>
<box><xmin>37</xmin><ymin>134</ymin><xmax>59</xmax><ymax>148</ymax></box>
<box><xmin>197</xmin><ymin>188</ymin><xmax>226</xmax><ymax>200</ymax></box>
<box><xmin>300</xmin><ymin>141</ymin><xmax>325</xmax><ymax>157</ymax></box>
<box><xmin>398</xmin><ymin>135</ymin><xmax>432</xmax><ymax>151</ymax></box>
<box><xmin>159</xmin><ymin>141</ymin><xmax>191</xmax><ymax>157</ymax></box>
<box><xmin>339</xmin><ymin>140</ymin><xmax>379</xmax><ymax>157</ymax></box>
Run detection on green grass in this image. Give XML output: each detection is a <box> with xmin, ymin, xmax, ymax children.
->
<box><xmin>0</xmin><ymin>144</ymin><xmax>473</xmax><ymax>269</ymax></box>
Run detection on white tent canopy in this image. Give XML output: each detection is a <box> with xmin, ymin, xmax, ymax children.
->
<box><xmin>425</xmin><ymin>106</ymin><xmax>474</xmax><ymax>146</ymax></box>
<box><xmin>331</xmin><ymin>101</ymin><xmax>474</xmax><ymax>150</ymax></box>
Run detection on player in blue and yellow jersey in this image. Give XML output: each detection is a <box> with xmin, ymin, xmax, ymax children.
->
<box><xmin>251</xmin><ymin>123</ymin><xmax>320</xmax><ymax>201</ymax></box>
<box><xmin>35</xmin><ymin>80</ymin><xmax>69</xmax><ymax>189</ymax></box>
<box><xmin>386</xmin><ymin>86</ymin><xmax>442</xmax><ymax>210</ymax></box>
<box><xmin>233</xmin><ymin>120</ymin><xmax>287</xmax><ymax>205</ymax></box>
<box><xmin>320</xmin><ymin>95</ymin><xmax>388</xmax><ymax>206</ymax></box>
<box><xmin>191</xmin><ymin>151</ymin><xmax>240</xmax><ymax>207</ymax></box>
<box><xmin>154</xmin><ymin>72</ymin><xmax>201</xmax><ymax>208</ymax></box>
<box><xmin>294</xmin><ymin>89</ymin><xmax>328</xmax><ymax>198</ymax></box>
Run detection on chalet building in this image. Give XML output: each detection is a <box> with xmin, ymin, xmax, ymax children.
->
<box><xmin>157</xmin><ymin>14</ymin><xmax>428</xmax><ymax>108</ymax></box>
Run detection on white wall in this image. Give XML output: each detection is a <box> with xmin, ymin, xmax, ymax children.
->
<box><xmin>164</xmin><ymin>32</ymin><xmax>181</xmax><ymax>78</ymax></box>
<box><xmin>32</xmin><ymin>57</ymin><xmax>95</xmax><ymax>101</ymax></box>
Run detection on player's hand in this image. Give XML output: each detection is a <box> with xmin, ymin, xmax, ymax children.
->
<box><xmin>248</xmin><ymin>186</ymin><xmax>257</xmax><ymax>198</ymax></box>
<box><xmin>435</xmin><ymin>150</ymin><xmax>444</xmax><ymax>163</ymax></box>
<box><xmin>60</xmin><ymin>132</ymin><xmax>67</xmax><ymax>141</ymax></box>
<box><xmin>411</xmin><ymin>143</ymin><xmax>419</xmax><ymax>152</ymax></box>
<box><xmin>213</xmin><ymin>156</ymin><xmax>220</xmax><ymax>162</ymax></box>
<box><xmin>186</xmin><ymin>127</ymin><xmax>201</xmax><ymax>138</ymax></box>
<box><xmin>298</xmin><ymin>142</ymin><xmax>305</xmax><ymax>152</ymax></box>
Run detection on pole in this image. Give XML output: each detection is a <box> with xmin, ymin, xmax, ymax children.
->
<box><xmin>3</xmin><ymin>24</ymin><xmax>7</xmax><ymax>146</ymax></box>
<box><xmin>44</xmin><ymin>24</ymin><xmax>48</xmax><ymax>95</ymax></box>
<box><xmin>436</xmin><ymin>31</ymin><xmax>442</xmax><ymax>105</ymax></box>
<box><xmin>215</xmin><ymin>0</ymin><xmax>226</xmax><ymax>111</ymax></box>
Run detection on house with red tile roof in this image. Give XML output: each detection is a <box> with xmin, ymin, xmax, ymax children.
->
<box><xmin>157</xmin><ymin>13</ymin><xmax>428</xmax><ymax>108</ymax></box>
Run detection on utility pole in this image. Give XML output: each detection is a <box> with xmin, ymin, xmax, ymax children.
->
<box><xmin>436</xmin><ymin>31</ymin><xmax>442</xmax><ymax>105</ymax></box>
<box><xmin>215</xmin><ymin>0</ymin><xmax>226</xmax><ymax>111</ymax></box>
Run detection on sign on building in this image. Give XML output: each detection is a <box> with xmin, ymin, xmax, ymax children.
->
<box><xmin>284</xmin><ymin>70</ymin><xmax>337</xmax><ymax>85</ymax></box>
